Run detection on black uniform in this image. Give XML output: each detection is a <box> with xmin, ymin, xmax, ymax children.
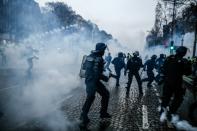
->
<box><xmin>155</xmin><ymin>55</ymin><xmax>165</xmax><ymax>83</ymax></box>
<box><xmin>161</xmin><ymin>54</ymin><xmax>191</xmax><ymax>115</ymax></box>
<box><xmin>142</xmin><ymin>57</ymin><xmax>157</xmax><ymax>87</ymax></box>
<box><xmin>126</xmin><ymin>56</ymin><xmax>143</xmax><ymax>94</ymax></box>
<box><xmin>80</xmin><ymin>52</ymin><xmax>110</xmax><ymax>123</ymax></box>
<box><xmin>156</xmin><ymin>56</ymin><xmax>165</xmax><ymax>71</ymax></box>
<box><xmin>112</xmin><ymin>54</ymin><xmax>125</xmax><ymax>87</ymax></box>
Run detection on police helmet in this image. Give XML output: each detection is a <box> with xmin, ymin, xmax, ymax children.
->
<box><xmin>176</xmin><ymin>46</ymin><xmax>187</xmax><ymax>56</ymax></box>
<box><xmin>118</xmin><ymin>52</ymin><xmax>123</xmax><ymax>57</ymax></box>
<box><xmin>151</xmin><ymin>55</ymin><xmax>157</xmax><ymax>60</ymax></box>
<box><xmin>95</xmin><ymin>43</ymin><xmax>107</xmax><ymax>52</ymax></box>
<box><xmin>133</xmin><ymin>51</ymin><xmax>139</xmax><ymax>56</ymax></box>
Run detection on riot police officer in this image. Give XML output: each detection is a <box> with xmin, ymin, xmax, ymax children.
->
<box><xmin>155</xmin><ymin>54</ymin><xmax>166</xmax><ymax>83</ymax></box>
<box><xmin>160</xmin><ymin>46</ymin><xmax>192</xmax><ymax>122</ymax></box>
<box><xmin>112</xmin><ymin>52</ymin><xmax>125</xmax><ymax>87</ymax></box>
<box><xmin>142</xmin><ymin>55</ymin><xmax>157</xmax><ymax>87</ymax></box>
<box><xmin>80</xmin><ymin>43</ymin><xmax>111</xmax><ymax>125</ymax></box>
<box><xmin>156</xmin><ymin>54</ymin><xmax>165</xmax><ymax>71</ymax></box>
<box><xmin>125</xmin><ymin>51</ymin><xmax>143</xmax><ymax>95</ymax></box>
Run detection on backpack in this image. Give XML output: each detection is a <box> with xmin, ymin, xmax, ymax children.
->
<box><xmin>79</xmin><ymin>55</ymin><xmax>87</xmax><ymax>78</ymax></box>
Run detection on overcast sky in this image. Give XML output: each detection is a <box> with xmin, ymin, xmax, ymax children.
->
<box><xmin>36</xmin><ymin>0</ymin><xmax>157</xmax><ymax>48</ymax></box>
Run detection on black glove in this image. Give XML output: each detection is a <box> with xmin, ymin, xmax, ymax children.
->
<box><xmin>109</xmin><ymin>73</ymin><xmax>117</xmax><ymax>78</ymax></box>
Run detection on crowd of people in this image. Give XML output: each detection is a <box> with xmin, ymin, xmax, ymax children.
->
<box><xmin>80</xmin><ymin>42</ymin><xmax>194</xmax><ymax>127</ymax></box>
<box><xmin>106</xmin><ymin>48</ymin><xmax>167</xmax><ymax>95</ymax></box>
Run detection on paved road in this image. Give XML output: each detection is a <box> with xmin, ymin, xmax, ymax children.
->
<box><xmin>5</xmin><ymin>69</ymin><xmax>197</xmax><ymax>130</ymax></box>
<box><xmin>59</xmin><ymin>79</ymin><xmax>172</xmax><ymax>131</ymax></box>
<box><xmin>0</xmin><ymin>74</ymin><xmax>177</xmax><ymax>131</ymax></box>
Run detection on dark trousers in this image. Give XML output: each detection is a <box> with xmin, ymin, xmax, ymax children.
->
<box><xmin>161</xmin><ymin>82</ymin><xmax>185</xmax><ymax>114</ymax></box>
<box><xmin>127</xmin><ymin>72</ymin><xmax>142</xmax><ymax>93</ymax></box>
<box><xmin>115</xmin><ymin>69</ymin><xmax>121</xmax><ymax>87</ymax></box>
<box><xmin>155</xmin><ymin>73</ymin><xmax>160</xmax><ymax>83</ymax></box>
<box><xmin>189</xmin><ymin>101</ymin><xmax>197</xmax><ymax>119</ymax></box>
<box><xmin>142</xmin><ymin>71</ymin><xmax>154</xmax><ymax>86</ymax></box>
<box><xmin>81</xmin><ymin>81</ymin><xmax>110</xmax><ymax>117</ymax></box>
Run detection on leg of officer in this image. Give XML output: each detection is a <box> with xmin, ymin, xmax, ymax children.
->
<box><xmin>169</xmin><ymin>86</ymin><xmax>185</xmax><ymax>114</ymax></box>
<box><xmin>127</xmin><ymin>72</ymin><xmax>133</xmax><ymax>90</ymax></box>
<box><xmin>134</xmin><ymin>73</ymin><xmax>143</xmax><ymax>94</ymax></box>
<box><xmin>155</xmin><ymin>73</ymin><xmax>159</xmax><ymax>83</ymax></box>
<box><xmin>147</xmin><ymin>71</ymin><xmax>154</xmax><ymax>87</ymax></box>
<box><xmin>81</xmin><ymin>82</ymin><xmax>96</xmax><ymax>122</ymax></box>
<box><xmin>160</xmin><ymin>84</ymin><xmax>174</xmax><ymax>122</ymax></box>
<box><xmin>115</xmin><ymin>69</ymin><xmax>121</xmax><ymax>87</ymax></box>
<box><xmin>189</xmin><ymin>101</ymin><xmax>197</xmax><ymax>119</ymax></box>
<box><xmin>96</xmin><ymin>81</ymin><xmax>110</xmax><ymax>116</ymax></box>
<box><xmin>161</xmin><ymin>83</ymin><xmax>173</xmax><ymax>110</ymax></box>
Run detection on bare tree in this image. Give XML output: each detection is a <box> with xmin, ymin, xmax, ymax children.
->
<box><xmin>154</xmin><ymin>2</ymin><xmax>163</xmax><ymax>37</ymax></box>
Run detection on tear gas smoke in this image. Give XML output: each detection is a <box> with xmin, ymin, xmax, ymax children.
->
<box><xmin>2</xmin><ymin>29</ymin><xmax>173</xmax><ymax>130</ymax></box>
<box><xmin>175</xmin><ymin>120</ymin><xmax>197</xmax><ymax>131</ymax></box>
<box><xmin>2</xmin><ymin>1</ymin><xmax>193</xmax><ymax>130</ymax></box>
<box><xmin>2</xmin><ymin>25</ymin><xmax>133</xmax><ymax>130</ymax></box>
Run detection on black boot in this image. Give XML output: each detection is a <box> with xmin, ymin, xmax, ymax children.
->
<box><xmin>116</xmin><ymin>83</ymin><xmax>120</xmax><ymax>88</ymax></box>
<box><xmin>126</xmin><ymin>87</ymin><xmax>130</xmax><ymax>95</ymax></box>
<box><xmin>166</xmin><ymin>111</ymin><xmax>172</xmax><ymax>122</ymax></box>
<box><xmin>80</xmin><ymin>114</ymin><xmax>90</xmax><ymax>124</ymax></box>
<box><xmin>139</xmin><ymin>90</ymin><xmax>143</xmax><ymax>96</ymax></box>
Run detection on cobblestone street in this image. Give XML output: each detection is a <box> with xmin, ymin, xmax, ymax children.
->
<box><xmin>0</xmin><ymin>73</ymin><xmax>178</xmax><ymax>131</ymax></box>
<box><xmin>60</xmin><ymin>78</ymin><xmax>172</xmax><ymax>131</ymax></box>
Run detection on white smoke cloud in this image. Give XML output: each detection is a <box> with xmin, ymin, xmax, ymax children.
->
<box><xmin>2</xmin><ymin>25</ymin><xmax>174</xmax><ymax>130</ymax></box>
<box><xmin>2</xmin><ymin>24</ymin><xmax>134</xmax><ymax>130</ymax></box>
<box><xmin>3</xmin><ymin>1</ymin><xmax>195</xmax><ymax>130</ymax></box>
<box><xmin>175</xmin><ymin>120</ymin><xmax>197</xmax><ymax>131</ymax></box>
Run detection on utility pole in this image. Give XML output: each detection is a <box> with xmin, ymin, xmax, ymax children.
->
<box><xmin>170</xmin><ymin>0</ymin><xmax>176</xmax><ymax>55</ymax></box>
